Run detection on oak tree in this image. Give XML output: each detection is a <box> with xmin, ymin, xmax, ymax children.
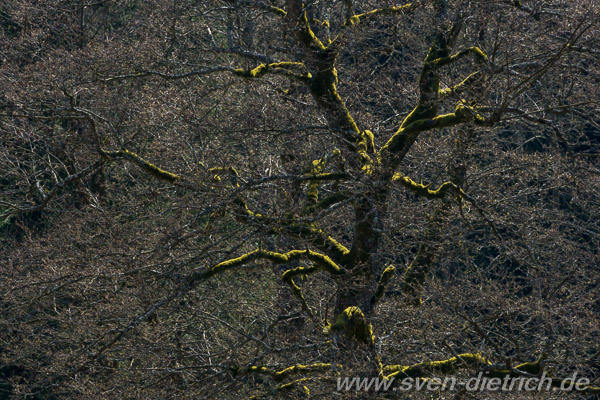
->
<box><xmin>1</xmin><ymin>0</ymin><xmax>599</xmax><ymax>398</ymax></box>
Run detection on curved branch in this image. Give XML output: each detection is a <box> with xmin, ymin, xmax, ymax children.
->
<box><xmin>393</xmin><ymin>175</ymin><xmax>459</xmax><ymax>199</ymax></box>
<box><xmin>371</xmin><ymin>265</ymin><xmax>396</xmax><ymax>307</ymax></box>
<box><xmin>232</xmin><ymin>197</ymin><xmax>350</xmax><ymax>261</ymax></box>
<box><xmin>200</xmin><ymin>248</ymin><xmax>345</xmax><ymax>281</ymax></box>
<box><xmin>439</xmin><ymin>71</ymin><xmax>483</xmax><ymax>98</ymax></box>
<box><xmin>242</xmin><ymin>363</ymin><xmax>333</xmax><ymax>382</ymax></box>
<box><xmin>428</xmin><ymin>46</ymin><xmax>489</xmax><ymax>68</ymax></box>
<box><xmin>101</xmin><ymin>62</ymin><xmax>311</xmax><ymax>83</ymax></box>
<box><xmin>104</xmin><ymin>149</ymin><xmax>181</xmax><ymax>182</ymax></box>
<box><xmin>237</xmin><ymin>0</ymin><xmax>287</xmax><ymax>17</ymax></box>
<box><xmin>379</xmin><ymin>102</ymin><xmax>485</xmax><ymax>166</ymax></box>
<box><xmin>343</xmin><ymin>3</ymin><xmax>414</xmax><ymax>27</ymax></box>
<box><xmin>383</xmin><ymin>353</ymin><xmax>491</xmax><ymax>379</ymax></box>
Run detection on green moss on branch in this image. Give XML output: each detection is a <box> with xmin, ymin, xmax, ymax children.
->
<box><xmin>234</xmin><ymin>62</ymin><xmax>305</xmax><ymax>79</ymax></box>
<box><xmin>324</xmin><ymin>306</ymin><xmax>375</xmax><ymax>346</ymax></box>
<box><xmin>383</xmin><ymin>353</ymin><xmax>491</xmax><ymax>379</ymax></box>
<box><xmin>371</xmin><ymin>265</ymin><xmax>396</xmax><ymax>306</ymax></box>
<box><xmin>306</xmin><ymin>159</ymin><xmax>326</xmax><ymax>203</ymax></box>
<box><xmin>392</xmin><ymin>174</ymin><xmax>458</xmax><ymax>198</ymax></box>
<box><xmin>204</xmin><ymin>249</ymin><xmax>344</xmax><ymax>280</ymax></box>
<box><xmin>107</xmin><ymin>149</ymin><xmax>180</xmax><ymax>182</ymax></box>
<box><xmin>284</xmin><ymin>275</ymin><xmax>314</xmax><ymax>317</ymax></box>
<box><xmin>209</xmin><ymin>166</ymin><xmax>240</xmax><ymax>187</ymax></box>
<box><xmin>380</xmin><ymin>102</ymin><xmax>485</xmax><ymax>159</ymax></box>
<box><xmin>245</xmin><ymin>363</ymin><xmax>332</xmax><ymax>382</ymax></box>
<box><xmin>429</xmin><ymin>46</ymin><xmax>489</xmax><ymax>68</ymax></box>
<box><xmin>439</xmin><ymin>71</ymin><xmax>481</xmax><ymax>97</ymax></box>
<box><xmin>345</xmin><ymin>4</ymin><xmax>413</xmax><ymax>27</ymax></box>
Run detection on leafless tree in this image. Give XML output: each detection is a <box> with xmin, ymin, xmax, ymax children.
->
<box><xmin>1</xmin><ymin>1</ymin><xmax>599</xmax><ymax>398</ymax></box>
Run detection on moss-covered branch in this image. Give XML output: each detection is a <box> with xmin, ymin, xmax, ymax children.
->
<box><xmin>102</xmin><ymin>62</ymin><xmax>311</xmax><ymax>83</ymax></box>
<box><xmin>242</xmin><ymin>363</ymin><xmax>333</xmax><ymax>382</ymax></box>
<box><xmin>428</xmin><ymin>46</ymin><xmax>489</xmax><ymax>68</ymax></box>
<box><xmin>286</xmin><ymin>223</ymin><xmax>351</xmax><ymax>263</ymax></box>
<box><xmin>237</xmin><ymin>0</ymin><xmax>287</xmax><ymax>17</ymax></box>
<box><xmin>286</xmin><ymin>1</ymin><xmax>370</xmax><ymax>160</ymax></box>
<box><xmin>344</xmin><ymin>4</ymin><xmax>414</xmax><ymax>27</ymax></box>
<box><xmin>280</xmin><ymin>261</ymin><xmax>355</xmax><ymax>318</ymax></box>
<box><xmin>371</xmin><ymin>265</ymin><xmax>396</xmax><ymax>307</ymax></box>
<box><xmin>305</xmin><ymin>159</ymin><xmax>326</xmax><ymax>204</ymax></box>
<box><xmin>203</xmin><ymin>248</ymin><xmax>344</xmax><ymax>280</ymax></box>
<box><xmin>231</xmin><ymin>196</ymin><xmax>350</xmax><ymax>262</ymax></box>
<box><xmin>324</xmin><ymin>306</ymin><xmax>375</xmax><ymax>346</ymax></box>
<box><xmin>302</xmin><ymin>149</ymin><xmax>348</xmax><ymax>205</ymax></box>
<box><xmin>383</xmin><ymin>353</ymin><xmax>491</xmax><ymax>379</ymax></box>
<box><xmin>439</xmin><ymin>71</ymin><xmax>482</xmax><ymax>98</ymax></box>
<box><xmin>237</xmin><ymin>354</ymin><xmax>600</xmax><ymax>393</ymax></box>
<box><xmin>233</xmin><ymin>62</ymin><xmax>308</xmax><ymax>80</ymax></box>
<box><xmin>376</xmin><ymin>17</ymin><xmax>488</xmax><ymax>174</ymax></box>
<box><xmin>379</xmin><ymin>102</ymin><xmax>485</xmax><ymax>164</ymax></box>
<box><xmin>392</xmin><ymin>174</ymin><xmax>459</xmax><ymax>198</ymax></box>
<box><xmin>105</xmin><ymin>149</ymin><xmax>181</xmax><ymax>182</ymax></box>
<box><xmin>283</xmin><ymin>273</ymin><xmax>315</xmax><ymax>317</ymax></box>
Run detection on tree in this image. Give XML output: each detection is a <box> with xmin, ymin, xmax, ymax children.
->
<box><xmin>1</xmin><ymin>0</ymin><xmax>599</xmax><ymax>398</ymax></box>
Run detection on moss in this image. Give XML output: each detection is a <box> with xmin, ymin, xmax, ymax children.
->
<box><xmin>311</xmin><ymin>18</ymin><xmax>330</xmax><ymax>29</ymax></box>
<box><xmin>233</xmin><ymin>196</ymin><xmax>262</xmax><ymax>219</ymax></box>
<box><xmin>248</xmin><ymin>366</ymin><xmax>269</xmax><ymax>373</ymax></box>
<box><xmin>302</xmin><ymin>385</ymin><xmax>310</xmax><ymax>397</ymax></box>
<box><xmin>327</xmin><ymin>236</ymin><xmax>350</xmax><ymax>258</ymax></box>
<box><xmin>307</xmin><ymin>68</ymin><xmax>360</xmax><ymax>139</ymax></box>
<box><xmin>345</xmin><ymin>5</ymin><xmax>413</xmax><ymax>27</ymax></box>
<box><xmin>379</xmin><ymin>22</ymin><xmax>470</xmax><ymax>162</ymax></box>
<box><xmin>371</xmin><ymin>265</ymin><xmax>396</xmax><ymax>306</ymax></box>
<box><xmin>291</xmin><ymin>222</ymin><xmax>350</xmax><ymax>261</ymax></box>
<box><xmin>300</xmin><ymin>12</ymin><xmax>326</xmax><ymax>51</ymax></box>
<box><xmin>388</xmin><ymin>101</ymin><xmax>475</xmax><ymax>138</ymax></box>
<box><xmin>469</xmin><ymin>46</ymin><xmax>489</xmax><ymax>62</ymax></box>
<box><xmin>206</xmin><ymin>249</ymin><xmax>344</xmax><ymax>280</ymax></box>
<box><xmin>303</xmin><ymin>151</ymin><xmax>349</xmax><ymax>206</ymax></box>
<box><xmin>325</xmin><ymin>306</ymin><xmax>375</xmax><ymax>346</ymax></box>
<box><xmin>306</xmin><ymin>158</ymin><xmax>325</xmax><ymax>203</ymax></box>
<box><xmin>484</xmin><ymin>355</ymin><xmax>547</xmax><ymax>379</ymax></box>
<box><xmin>234</xmin><ymin>64</ymin><xmax>268</xmax><ymax>78</ymax></box>
<box><xmin>275</xmin><ymin>363</ymin><xmax>332</xmax><ymax>380</ymax></box>
<box><xmin>439</xmin><ymin>71</ymin><xmax>481</xmax><ymax>96</ymax></box>
<box><xmin>110</xmin><ymin>149</ymin><xmax>180</xmax><ymax>182</ymax></box>
<box><xmin>278</xmin><ymin>378</ymin><xmax>314</xmax><ymax>392</ymax></box>
<box><xmin>269</xmin><ymin>6</ymin><xmax>287</xmax><ymax>17</ymax></box>
<box><xmin>284</xmin><ymin>276</ymin><xmax>313</xmax><ymax>317</ymax></box>
<box><xmin>245</xmin><ymin>363</ymin><xmax>332</xmax><ymax>383</ymax></box>
<box><xmin>392</xmin><ymin>174</ymin><xmax>458</xmax><ymax>198</ymax></box>
<box><xmin>384</xmin><ymin>353</ymin><xmax>491</xmax><ymax>379</ymax></box>
<box><xmin>233</xmin><ymin>62</ymin><xmax>305</xmax><ymax>79</ymax></box>
<box><xmin>429</xmin><ymin>46</ymin><xmax>488</xmax><ymax>68</ymax></box>
<box><xmin>282</xmin><ymin>265</ymin><xmax>319</xmax><ymax>281</ymax></box>
<box><xmin>514</xmin><ymin>359</ymin><xmax>543</xmax><ymax>375</ymax></box>
<box><xmin>356</xmin><ymin>129</ymin><xmax>376</xmax><ymax>169</ymax></box>
<box><xmin>209</xmin><ymin>166</ymin><xmax>239</xmax><ymax>187</ymax></box>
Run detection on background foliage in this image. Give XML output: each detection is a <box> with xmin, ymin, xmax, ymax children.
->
<box><xmin>1</xmin><ymin>0</ymin><xmax>599</xmax><ymax>398</ymax></box>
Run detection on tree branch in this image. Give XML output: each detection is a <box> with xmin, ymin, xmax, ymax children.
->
<box><xmin>343</xmin><ymin>4</ymin><xmax>414</xmax><ymax>27</ymax></box>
